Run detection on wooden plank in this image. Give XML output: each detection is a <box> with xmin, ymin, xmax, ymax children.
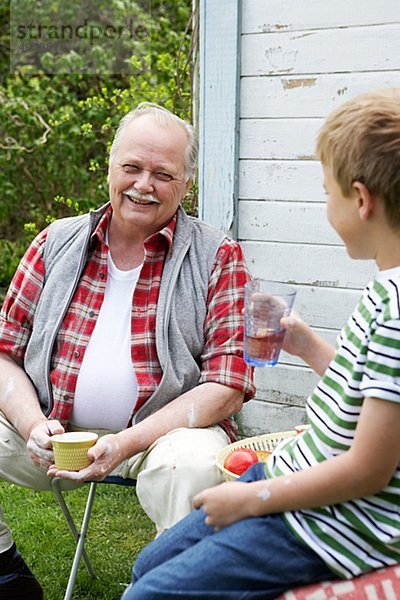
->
<box><xmin>198</xmin><ymin>0</ymin><xmax>241</xmax><ymax>233</ymax></box>
<box><xmin>200</xmin><ymin>0</ymin><xmax>400</xmax><ymax>436</ymax></box>
<box><xmin>240</xmin><ymin>118</ymin><xmax>322</xmax><ymax>160</ymax></box>
<box><xmin>238</xmin><ymin>200</ymin><xmax>340</xmax><ymax>245</ymax></box>
<box><xmin>254</xmin><ymin>363</ymin><xmax>319</xmax><ymax>406</ymax></box>
<box><xmin>239</xmin><ymin>160</ymin><xmax>323</xmax><ymax>201</ymax></box>
<box><xmin>241</xmin><ymin>241</ymin><xmax>376</xmax><ymax>289</ymax></box>
<box><xmin>241</xmin><ymin>25</ymin><xmax>400</xmax><ymax>76</ymax></box>
<box><xmin>239</xmin><ymin>280</ymin><xmax>361</xmax><ymax>330</ymax></box>
<box><xmin>292</xmin><ymin>285</ymin><xmax>361</xmax><ymax>330</ymax></box>
<box><xmin>239</xmin><ymin>399</ymin><xmax>307</xmax><ymax>437</ymax></box>
<box><xmin>280</xmin><ymin>327</ymin><xmax>339</xmax><ymax>367</ymax></box>
<box><xmin>241</xmin><ymin>72</ymin><xmax>400</xmax><ymax>118</ymax></box>
<box><xmin>242</xmin><ymin>0</ymin><xmax>400</xmax><ymax>33</ymax></box>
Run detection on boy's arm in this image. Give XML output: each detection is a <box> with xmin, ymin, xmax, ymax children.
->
<box><xmin>194</xmin><ymin>396</ymin><xmax>400</xmax><ymax>529</ymax></box>
<box><xmin>281</xmin><ymin>315</ymin><xmax>335</xmax><ymax>376</ymax></box>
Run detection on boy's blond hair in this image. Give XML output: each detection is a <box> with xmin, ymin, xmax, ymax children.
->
<box><xmin>316</xmin><ymin>88</ymin><xmax>400</xmax><ymax>228</ymax></box>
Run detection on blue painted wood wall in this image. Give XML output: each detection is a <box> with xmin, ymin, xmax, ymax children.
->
<box><xmin>198</xmin><ymin>0</ymin><xmax>241</xmax><ymax>236</ymax></box>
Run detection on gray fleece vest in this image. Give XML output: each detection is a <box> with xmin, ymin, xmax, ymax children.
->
<box><xmin>24</xmin><ymin>204</ymin><xmax>226</xmax><ymax>424</ymax></box>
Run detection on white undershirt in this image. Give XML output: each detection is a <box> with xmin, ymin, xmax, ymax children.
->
<box><xmin>71</xmin><ymin>251</ymin><xmax>141</xmax><ymax>431</ymax></box>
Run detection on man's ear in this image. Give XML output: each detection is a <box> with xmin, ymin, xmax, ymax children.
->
<box><xmin>352</xmin><ymin>181</ymin><xmax>375</xmax><ymax>221</ymax></box>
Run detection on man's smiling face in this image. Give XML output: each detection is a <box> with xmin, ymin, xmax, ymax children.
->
<box><xmin>108</xmin><ymin>114</ymin><xmax>190</xmax><ymax>239</ymax></box>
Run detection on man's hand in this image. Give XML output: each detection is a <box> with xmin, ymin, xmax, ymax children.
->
<box><xmin>193</xmin><ymin>481</ymin><xmax>255</xmax><ymax>530</ymax></box>
<box><xmin>27</xmin><ymin>420</ymin><xmax>65</xmax><ymax>469</ymax></box>
<box><xmin>47</xmin><ymin>433</ymin><xmax>125</xmax><ymax>482</ymax></box>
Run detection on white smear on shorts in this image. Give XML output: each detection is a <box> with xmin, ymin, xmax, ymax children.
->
<box><xmin>257</xmin><ymin>485</ymin><xmax>271</xmax><ymax>501</ymax></box>
<box><xmin>187</xmin><ymin>403</ymin><xmax>196</xmax><ymax>428</ymax></box>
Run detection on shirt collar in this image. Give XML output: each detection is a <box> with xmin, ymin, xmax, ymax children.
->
<box><xmin>91</xmin><ymin>204</ymin><xmax>177</xmax><ymax>255</ymax></box>
<box><xmin>92</xmin><ymin>204</ymin><xmax>112</xmax><ymax>246</ymax></box>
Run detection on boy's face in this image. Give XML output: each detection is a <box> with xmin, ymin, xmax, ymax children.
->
<box><xmin>323</xmin><ymin>166</ymin><xmax>368</xmax><ymax>260</ymax></box>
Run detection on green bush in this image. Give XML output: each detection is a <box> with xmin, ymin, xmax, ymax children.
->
<box><xmin>0</xmin><ymin>0</ymin><xmax>195</xmax><ymax>296</ymax></box>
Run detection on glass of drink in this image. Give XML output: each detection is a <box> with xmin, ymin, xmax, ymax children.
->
<box><xmin>244</xmin><ymin>279</ymin><xmax>296</xmax><ymax>367</ymax></box>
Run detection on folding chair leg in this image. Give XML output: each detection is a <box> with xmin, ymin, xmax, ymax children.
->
<box><xmin>51</xmin><ymin>478</ymin><xmax>97</xmax><ymax>600</ymax></box>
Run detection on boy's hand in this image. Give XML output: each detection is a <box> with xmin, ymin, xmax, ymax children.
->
<box><xmin>280</xmin><ymin>312</ymin><xmax>313</xmax><ymax>357</ymax></box>
<box><xmin>281</xmin><ymin>312</ymin><xmax>335</xmax><ymax>375</ymax></box>
<box><xmin>193</xmin><ymin>481</ymin><xmax>254</xmax><ymax>530</ymax></box>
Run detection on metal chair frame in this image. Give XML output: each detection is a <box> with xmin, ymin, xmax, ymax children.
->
<box><xmin>51</xmin><ymin>475</ymin><xmax>136</xmax><ymax>600</ymax></box>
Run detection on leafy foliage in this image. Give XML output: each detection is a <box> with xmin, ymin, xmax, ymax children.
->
<box><xmin>0</xmin><ymin>0</ymin><xmax>196</xmax><ymax>295</ymax></box>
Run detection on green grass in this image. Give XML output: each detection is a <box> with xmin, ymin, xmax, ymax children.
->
<box><xmin>0</xmin><ymin>482</ymin><xmax>155</xmax><ymax>599</ymax></box>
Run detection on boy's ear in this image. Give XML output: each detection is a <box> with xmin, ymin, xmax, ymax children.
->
<box><xmin>352</xmin><ymin>181</ymin><xmax>374</xmax><ymax>221</ymax></box>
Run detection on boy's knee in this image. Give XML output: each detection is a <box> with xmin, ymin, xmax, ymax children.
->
<box><xmin>131</xmin><ymin>545</ymin><xmax>152</xmax><ymax>582</ymax></box>
<box><xmin>122</xmin><ymin>575</ymin><xmax>164</xmax><ymax>600</ymax></box>
<box><xmin>122</xmin><ymin>584</ymin><xmax>148</xmax><ymax>600</ymax></box>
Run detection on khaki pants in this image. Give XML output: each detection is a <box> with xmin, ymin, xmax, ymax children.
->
<box><xmin>0</xmin><ymin>414</ymin><xmax>229</xmax><ymax>551</ymax></box>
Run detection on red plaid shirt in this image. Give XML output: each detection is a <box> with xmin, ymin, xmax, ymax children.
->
<box><xmin>0</xmin><ymin>207</ymin><xmax>254</xmax><ymax>441</ymax></box>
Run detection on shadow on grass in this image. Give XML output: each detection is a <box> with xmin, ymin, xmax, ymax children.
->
<box><xmin>0</xmin><ymin>482</ymin><xmax>155</xmax><ymax>599</ymax></box>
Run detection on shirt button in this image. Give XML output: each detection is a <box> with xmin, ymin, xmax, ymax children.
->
<box><xmin>89</xmin><ymin>310</ymin><xmax>95</xmax><ymax>318</ymax></box>
<box><xmin>74</xmin><ymin>350</ymin><xmax>80</xmax><ymax>358</ymax></box>
<box><xmin>64</xmin><ymin>394</ymin><xmax>69</xmax><ymax>401</ymax></box>
<box><xmin>99</xmin><ymin>272</ymin><xmax>105</xmax><ymax>279</ymax></box>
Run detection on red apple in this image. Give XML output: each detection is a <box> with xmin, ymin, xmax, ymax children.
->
<box><xmin>224</xmin><ymin>447</ymin><xmax>259</xmax><ymax>475</ymax></box>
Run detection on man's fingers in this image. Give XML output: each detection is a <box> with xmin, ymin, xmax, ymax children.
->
<box><xmin>46</xmin><ymin>421</ymin><xmax>65</xmax><ymax>436</ymax></box>
<box><xmin>87</xmin><ymin>443</ymin><xmax>104</xmax><ymax>461</ymax></box>
<box><xmin>47</xmin><ymin>465</ymin><xmax>93</xmax><ymax>482</ymax></box>
<box><xmin>30</xmin><ymin>420</ymin><xmax>64</xmax><ymax>448</ymax></box>
<box><xmin>30</xmin><ymin>430</ymin><xmax>49</xmax><ymax>447</ymax></box>
<box><xmin>49</xmin><ymin>469</ymin><xmax>83</xmax><ymax>481</ymax></box>
<box><xmin>87</xmin><ymin>435</ymin><xmax>114</xmax><ymax>460</ymax></box>
<box><xmin>27</xmin><ymin>438</ymin><xmax>53</xmax><ymax>459</ymax></box>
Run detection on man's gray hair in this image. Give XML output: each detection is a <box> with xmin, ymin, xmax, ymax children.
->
<box><xmin>108</xmin><ymin>102</ymin><xmax>198</xmax><ymax>180</ymax></box>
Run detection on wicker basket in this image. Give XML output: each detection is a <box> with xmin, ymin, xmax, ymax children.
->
<box><xmin>216</xmin><ymin>430</ymin><xmax>296</xmax><ymax>481</ymax></box>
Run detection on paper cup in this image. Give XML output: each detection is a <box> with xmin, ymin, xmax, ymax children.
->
<box><xmin>51</xmin><ymin>432</ymin><xmax>98</xmax><ymax>471</ymax></box>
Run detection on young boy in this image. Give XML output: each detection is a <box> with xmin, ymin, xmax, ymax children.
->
<box><xmin>122</xmin><ymin>88</ymin><xmax>400</xmax><ymax>599</ymax></box>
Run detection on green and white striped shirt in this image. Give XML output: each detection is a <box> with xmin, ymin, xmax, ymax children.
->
<box><xmin>266</xmin><ymin>267</ymin><xmax>400</xmax><ymax>579</ymax></box>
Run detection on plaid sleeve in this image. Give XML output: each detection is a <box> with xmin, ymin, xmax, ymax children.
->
<box><xmin>199</xmin><ymin>238</ymin><xmax>255</xmax><ymax>401</ymax></box>
<box><xmin>0</xmin><ymin>229</ymin><xmax>48</xmax><ymax>363</ymax></box>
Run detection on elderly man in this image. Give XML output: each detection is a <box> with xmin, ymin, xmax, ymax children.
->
<box><xmin>0</xmin><ymin>103</ymin><xmax>254</xmax><ymax>596</ymax></box>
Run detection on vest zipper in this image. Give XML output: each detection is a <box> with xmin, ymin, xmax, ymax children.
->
<box><xmin>131</xmin><ymin>235</ymin><xmax>191</xmax><ymax>425</ymax></box>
